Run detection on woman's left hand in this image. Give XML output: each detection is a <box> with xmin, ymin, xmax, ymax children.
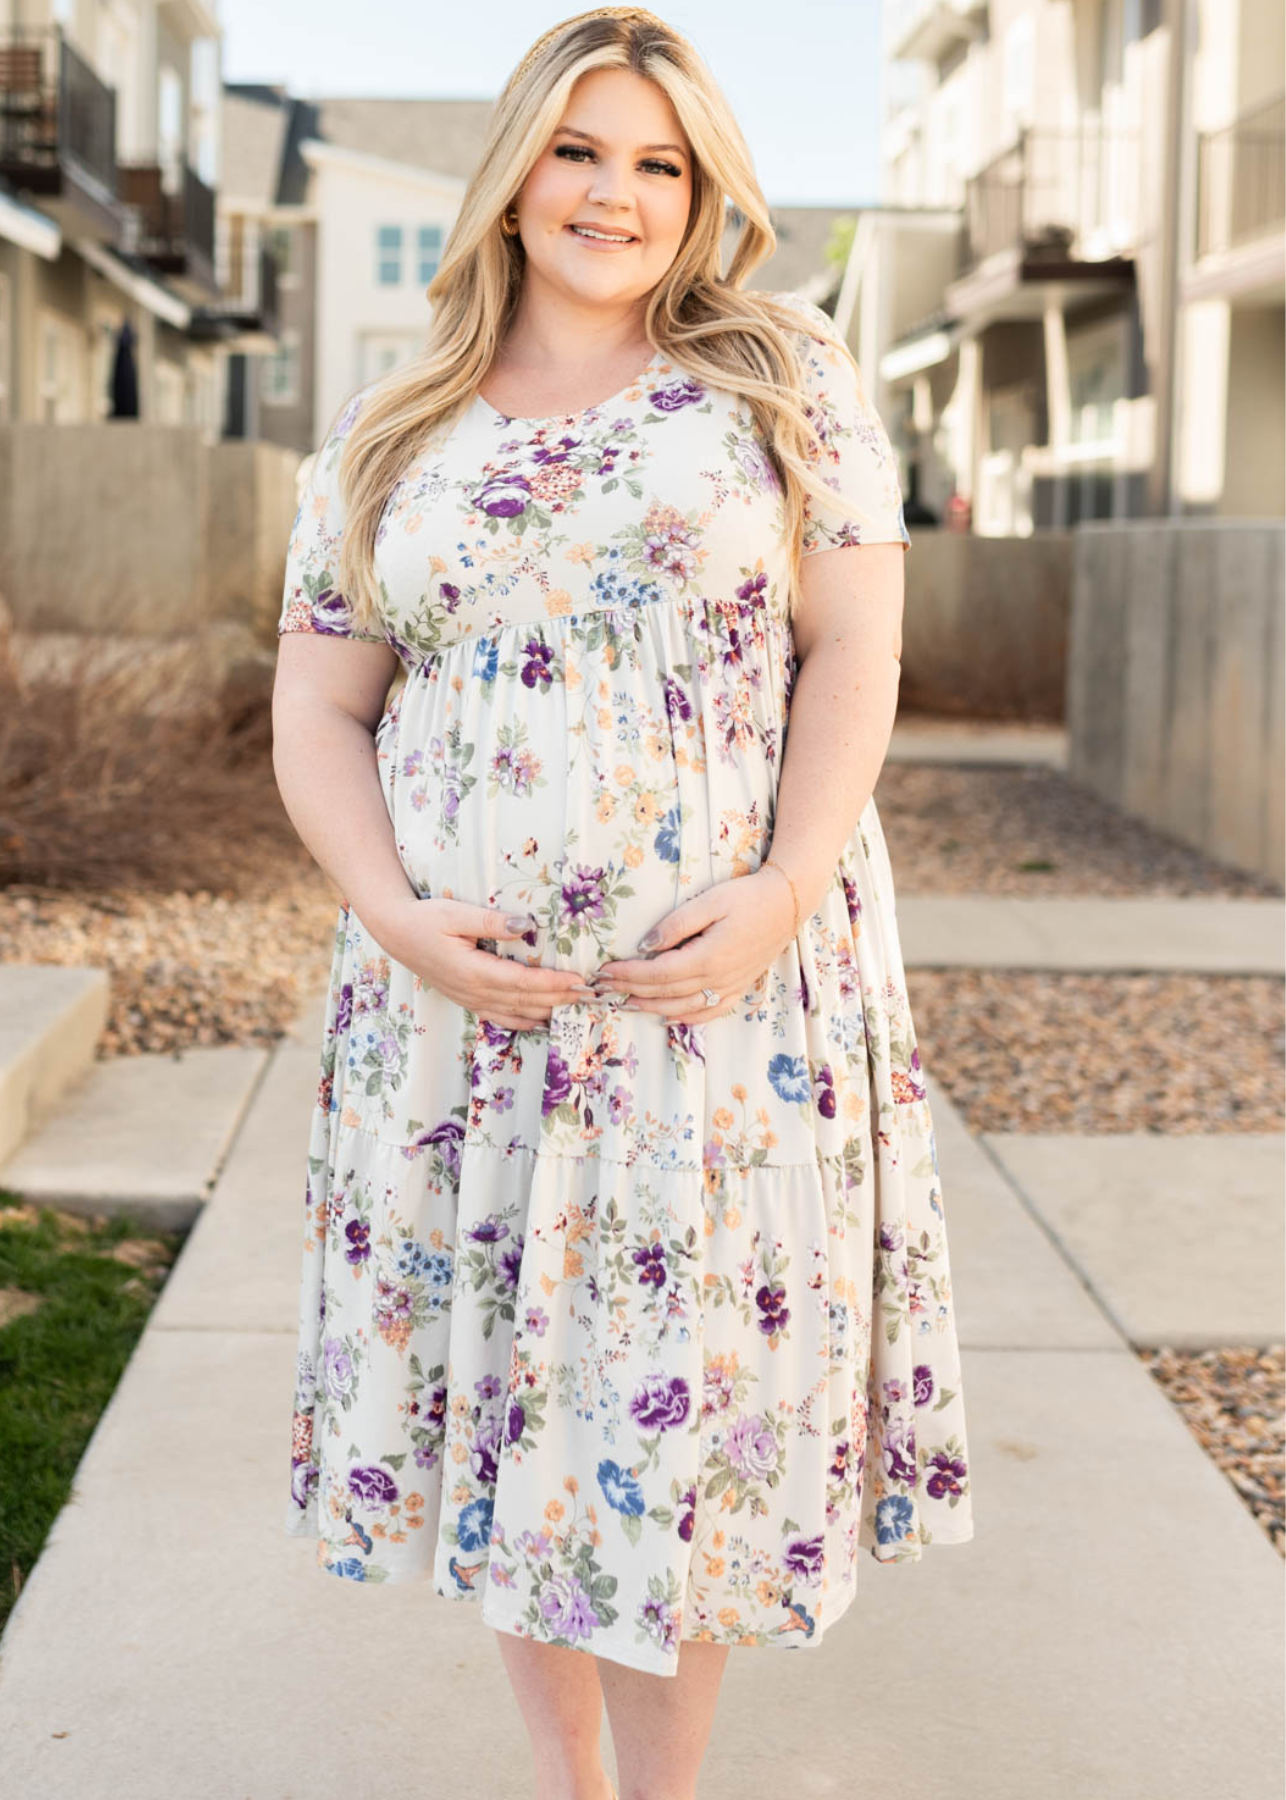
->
<box><xmin>592</xmin><ymin>865</ymin><xmax>799</xmax><ymax>1024</ymax></box>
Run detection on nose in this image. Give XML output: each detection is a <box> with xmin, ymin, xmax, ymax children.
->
<box><xmin>583</xmin><ymin>160</ymin><xmax>635</xmax><ymax>212</ymax></box>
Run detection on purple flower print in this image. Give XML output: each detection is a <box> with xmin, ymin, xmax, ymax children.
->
<box><xmin>913</xmin><ymin>1363</ymin><xmax>936</xmax><ymax>1408</ymax></box>
<box><xmin>882</xmin><ymin>1417</ymin><xmax>918</xmax><ymax>1485</ymax></box>
<box><xmin>525</xmin><ymin>1305</ymin><xmax>549</xmax><ymax>1337</ymax></box>
<box><xmin>676</xmin><ymin>1480</ymin><xmax>697</xmax><ymax>1543</ymax></box>
<box><xmin>649</xmin><ymin>376</ymin><xmax>705</xmax><ymax>412</ymax></box>
<box><xmin>629</xmin><ymin>1372</ymin><xmax>691</xmax><ymax>1433</ymax></box>
<box><xmin>560</xmin><ymin>863</ymin><xmax>608</xmax><ymax>926</ymax></box>
<box><xmin>506</xmin><ymin>1398</ymin><xmax>526</xmax><ymax>1444</ymax></box>
<box><xmin>541</xmin><ymin>1044</ymin><xmax>572</xmax><ymax>1116</ymax></box>
<box><xmin>637</xmin><ymin>1592</ymin><xmax>681</xmax><ymax>1655</ymax></box>
<box><xmin>344</xmin><ymin>1217</ymin><xmax>370</xmax><ymax>1266</ymax></box>
<box><xmin>348</xmin><ymin>1463</ymin><xmax>399</xmax><ymax>1507</ymax></box>
<box><xmin>782</xmin><ymin>1533</ymin><xmax>825</xmax><ymax>1583</ymax></box>
<box><xmin>471</xmin><ymin>1414</ymin><xmax>501</xmax><ymax>1487</ymax></box>
<box><xmin>323</xmin><ymin>1337</ymin><xmax>356</xmax><ymax>1402</ymax></box>
<box><xmin>662</xmin><ymin>673</ymin><xmax>692</xmax><ymax>721</ymax></box>
<box><xmin>405</xmin><ymin>1117</ymin><xmax>463</xmax><ymax>1179</ymax></box>
<box><xmin>755</xmin><ymin>1280</ymin><xmax>790</xmax><ymax>1337</ymax></box>
<box><xmin>725</xmin><ymin>1412</ymin><xmax>780</xmax><ymax>1482</ymax></box>
<box><xmin>473</xmin><ymin>472</ymin><xmax>533</xmax><ymax>518</ymax></box>
<box><xmin>736</xmin><ymin>569</ymin><xmax>768</xmax><ymax>604</ymax></box>
<box><xmin>813</xmin><ymin>1063</ymin><xmax>836</xmax><ymax>1119</ymax></box>
<box><xmin>497</xmin><ymin>1235</ymin><xmax>525</xmax><ymax>1290</ymax></box>
<box><xmin>334</xmin><ymin>394</ymin><xmax>361</xmax><ymax>437</ymax></box>
<box><xmin>925</xmin><ymin>1449</ymin><xmax>968</xmax><ymax>1501</ymax></box>
<box><xmin>537</xmin><ymin>1572</ymin><xmax>599</xmax><ymax>1643</ymax></box>
<box><xmin>334</xmin><ymin>982</ymin><xmax>353</xmax><ymax>1034</ymax></box>
<box><xmin>467</xmin><ymin>1214</ymin><xmax>510</xmax><ymax>1244</ymax></box>
<box><xmin>520</xmin><ymin>638</ymin><xmax>556</xmax><ymax>690</ymax></box>
<box><xmin>632</xmin><ymin>1242</ymin><xmax>668</xmax><ymax>1289</ymax></box>
<box><xmin>731</xmin><ymin>433</ymin><xmax>779</xmax><ymax>492</ymax></box>
<box><xmin>829</xmin><ymin>1438</ymin><xmax>852</xmax><ymax>1483</ymax></box>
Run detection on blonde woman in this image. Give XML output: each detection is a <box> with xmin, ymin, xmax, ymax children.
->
<box><xmin>273</xmin><ymin>9</ymin><xmax>974</xmax><ymax>1798</ymax></box>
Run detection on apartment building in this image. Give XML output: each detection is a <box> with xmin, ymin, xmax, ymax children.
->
<box><xmin>840</xmin><ymin>0</ymin><xmax>1283</xmax><ymax>532</ymax></box>
<box><xmin>0</xmin><ymin>0</ymin><xmax>277</xmax><ymax>427</ymax></box>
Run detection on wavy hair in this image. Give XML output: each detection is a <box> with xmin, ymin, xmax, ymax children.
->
<box><xmin>332</xmin><ymin>5</ymin><xmax>876</xmax><ymax>630</ymax></box>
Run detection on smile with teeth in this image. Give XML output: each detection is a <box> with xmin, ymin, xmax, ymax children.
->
<box><xmin>568</xmin><ymin>223</ymin><xmax>638</xmax><ymax>243</ymax></box>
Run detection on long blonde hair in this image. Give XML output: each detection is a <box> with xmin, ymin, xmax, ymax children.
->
<box><xmin>333</xmin><ymin>5</ymin><xmax>874</xmax><ymax>629</ymax></box>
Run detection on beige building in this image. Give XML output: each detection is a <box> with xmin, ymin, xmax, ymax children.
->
<box><xmin>839</xmin><ymin>0</ymin><xmax>1284</xmax><ymax>532</ymax></box>
<box><xmin>0</xmin><ymin>0</ymin><xmax>274</xmax><ymax>428</ymax></box>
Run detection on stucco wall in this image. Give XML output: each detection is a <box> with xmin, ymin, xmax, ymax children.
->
<box><xmin>1068</xmin><ymin>520</ymin><xmax>1285</xmax><ymax>886</ymax></box>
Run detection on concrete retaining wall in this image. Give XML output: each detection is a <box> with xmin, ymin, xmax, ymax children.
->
<box><xmin>901</xmin><ymin>528</ymin><xmax>1072</xmax><ymax>720</ymax></box>
<box><xmin>1068</xmin><ymin>521</ymin><xmax>1285</xmax><ymax>888</ymax></box>
<box><xmin>0</xmin><ymin>424</ymin><xmax>300</xmax><ymax>643</ymax></box>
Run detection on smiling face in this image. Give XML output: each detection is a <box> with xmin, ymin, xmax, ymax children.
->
<box><xmin>510</xmin><ymin>65</ymin><xmax>694</xmax><ymax>317</ymax></box>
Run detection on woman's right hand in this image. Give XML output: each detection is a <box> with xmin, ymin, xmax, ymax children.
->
<box><xmin>370</xmin><ymin>894</ymin><xmax>597</xmax><ymax>1031</ymax></box>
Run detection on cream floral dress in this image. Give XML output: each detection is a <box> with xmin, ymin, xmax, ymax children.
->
<box><xmin>279</xmin><ymin>290</ymin><xmax>974</xmax><ymax>1678</ymax></box>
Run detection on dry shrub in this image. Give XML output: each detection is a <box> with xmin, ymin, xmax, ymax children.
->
<box><xmin>0</xmin><ymin>654</ymin><xmax>305</xmax><ymax>897</ymax></box>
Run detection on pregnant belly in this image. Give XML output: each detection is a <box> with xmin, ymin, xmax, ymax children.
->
<box><xmin>379</xmin><ymin>622</ymin><xmax>787</xmax><ymax>979</ymax></box>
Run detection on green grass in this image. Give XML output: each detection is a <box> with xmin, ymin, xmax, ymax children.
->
<box><xmin>0</xmin><ymin>1191</ymin><xmax>185</xmax><ymax>1636</ymax></box>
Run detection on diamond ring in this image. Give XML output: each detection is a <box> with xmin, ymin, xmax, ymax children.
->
<box><xmin>701</xmin><ymin>986</ymin><xmax>722</xmax><ymax>1007</ymax></box>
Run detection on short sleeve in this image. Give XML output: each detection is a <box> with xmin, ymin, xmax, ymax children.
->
<box><xmin>775</xmin><ymin>291</ymin><xmax>911</xmax><ymax>557</ymax></box>
<box><xmin>277</xmin><ymin>388</ymin><xmax>388</xmax><ymax>643</ymax></box>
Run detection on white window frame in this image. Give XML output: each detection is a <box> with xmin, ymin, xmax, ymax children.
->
<box><xmin>261</xmin><ymin>326</ymin><xmax>301</xmax><ymax>406</ymax></box>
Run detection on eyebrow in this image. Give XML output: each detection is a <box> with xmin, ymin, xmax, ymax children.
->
<box><xmin>554</xmin><ymin>126</ymin><xmax>688</xmax><ymax>157</ymax></box>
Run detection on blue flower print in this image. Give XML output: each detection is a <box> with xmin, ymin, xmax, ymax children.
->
<box><xmin>597</xmin><ymin>1459</ymin><xmax>647</xmax><ymax>1516</ymax></box>
<box><xmin>767</xmin><ymin>1052</ymin><xmax>811</xmax><ymax>1104</ymax></box>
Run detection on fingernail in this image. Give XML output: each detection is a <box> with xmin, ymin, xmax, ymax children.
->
<box><xmin>505</xmin><ymin>913</ymin><xmax>531</xmax><ymax>932</ymax></box>
<box><xmin>638</xmin><ymin>929</ymin><xmax>660</xmax><ymax>950</ymax></box>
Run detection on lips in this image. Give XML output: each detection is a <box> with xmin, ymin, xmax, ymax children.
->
<box><xmin>566</xmin><ymin>223</ymin><xmax>639</xmax><ymax>244</ymax></box>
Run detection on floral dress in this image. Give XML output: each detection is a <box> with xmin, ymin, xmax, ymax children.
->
<box><xmin>278</xmin><ymin>289</ymin><xmax>974</xmax><ymax>1679</ymax></box>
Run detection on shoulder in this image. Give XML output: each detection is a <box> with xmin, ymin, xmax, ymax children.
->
<box><xmin>761</xmin><ymin>289</ymin><xmax>847</xmax><ymax>351</ymax></box>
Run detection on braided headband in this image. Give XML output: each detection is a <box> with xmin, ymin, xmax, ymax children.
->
<box><xmin>503</xmin><ymin>6</ymin><xmax>678</xmax><ymax>93</ymax></box>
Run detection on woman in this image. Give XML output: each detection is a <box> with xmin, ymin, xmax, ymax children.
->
<box><xmin>273</xmin><ymin>8</ymin><xmax>974</xmax><ymax>1798</ymax></box>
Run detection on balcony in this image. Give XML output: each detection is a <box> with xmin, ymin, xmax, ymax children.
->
<box><xmin>189</xmin><ymin>242</ymin><xmax>281</xmax><ymax>350</ymax></box>
<box><xmin>0</xmin><ymin>24</ymin><xmax>124</xmax><ymax>237</ymax></box>
<box><xmin>119</xmin><ymin>153</ymin><xmax>219</xmax><ymax>301</ymax></box>
<box><xmin>887</xmin><ymin>0</ymin><xmax>987</xmax><ymax>65</ymax></box>
<box><xmin>1196</xmin><ymin>91</ymin><xmax>1285</xmax><ymax>261</ymax></box>
<box><xmin>943</xmin><ymin>127</ymin><xmax>1140</xmax><ymax>323</ymax></box>
<box><xmin>961</xmin><ymin>128</ymin><xmax>1144</xmax><ymax>275</ymax></box>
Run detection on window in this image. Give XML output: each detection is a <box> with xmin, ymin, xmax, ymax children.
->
<box><xmin>418</xmin><ymin>224</ymin><xmax>443</xmax><ymax>285</ymax></box>
<box><xmin>262</xmin><ymin>328</ymin><xmax>301</xmax><ymax>406</ymax></box>
<box><xmin>376</xmin><ymin>225</ymin><xmax>403</xmax><ymax>285</ymax></box>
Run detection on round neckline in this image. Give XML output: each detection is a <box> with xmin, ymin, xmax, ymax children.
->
<box><xmin>473</xmin><ymin>345</ymin><xmax>665</xmax><ymax>428</ymax></box>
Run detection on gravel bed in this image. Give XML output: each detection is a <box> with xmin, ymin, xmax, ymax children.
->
<box><xmin>874</xmin><ymin>762</ymin><xmax>1283</xmax><ymax>898</ymax></box>
<box><xmin>907</xmin><ymin>968</ymin><xmax>1284</xmax><ymax>1134</ymax></box>
<box><xmin>0</xmin><ymin>860</ymin><xmax>339</xmax><ymax>1058</ymax></box>
<box><xmin>1140</xmin><ymin>1345</ymin><xmax>1284</xmax><ymax>1556</ymax></box>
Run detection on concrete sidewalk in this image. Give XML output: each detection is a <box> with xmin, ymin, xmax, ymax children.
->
<box><xmin>0</xmin><ymin>985</ymin><xmax>1280</xmax><ymax>1799</ymax></box>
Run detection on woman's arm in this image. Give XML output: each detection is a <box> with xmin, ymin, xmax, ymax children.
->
<box><xmin>271</xmin><ymin>633</ymin><xmax>420</xmax><ymax>940</ymax></box>
<box><xmin>765</xmin><ymin>540</ymin><xmax>905</xmax><ymax>920</ymax></box>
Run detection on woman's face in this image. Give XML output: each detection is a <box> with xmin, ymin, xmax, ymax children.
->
<box><xmin>511</xmin><ymin>66</ymin><xmax>694</xmax><ymax>317</ymax></box>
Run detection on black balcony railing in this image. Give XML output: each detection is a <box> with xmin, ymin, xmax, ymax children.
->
<box><xmin>960</xmin><ymin>127</ymin><xmax>1140</xmax><ymax>275</ymax></box>
<box><xmin>1196</xmin><ymin>91</ymin><xmax>1285</xmax><ymax>259</ymax></box>
<box><xmin>0</xmin><ymin>24</ymin><xmax>117</xmax><ymax>197</ymax></box>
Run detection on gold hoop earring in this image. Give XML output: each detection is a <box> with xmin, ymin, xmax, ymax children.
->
<box><xmin>500</xmin><ymin>208</ymin><xmax>520</xmax><ymax>237</ymax></box>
